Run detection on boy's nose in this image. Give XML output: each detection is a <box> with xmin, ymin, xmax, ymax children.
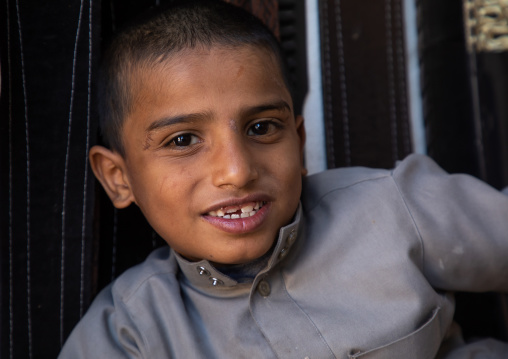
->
<box><xmin>211</xmin><ymin>137</ymin><xmax>259</xmax><ymax>189</ymax></box>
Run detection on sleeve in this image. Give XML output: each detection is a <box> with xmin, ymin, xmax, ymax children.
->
<box><xmin>58</xmin><ymin>284</ymin><xmax>146</xmax><ymax>359</ymax></box>
<box><xmin>391</xmin><ymin>154</ymin><xmax>508</xmax><ymax>292</ymax></box>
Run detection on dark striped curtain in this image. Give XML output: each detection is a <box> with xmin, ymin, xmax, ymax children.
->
<box><xmin>319</xmin><ymin>0</ymin><xmax>412</xmax><ymax>170</ymax></box>
<box><xmin>1</xmin><ymin>1</ymin><xmax>100</xmax><ymax>357</ymax></box>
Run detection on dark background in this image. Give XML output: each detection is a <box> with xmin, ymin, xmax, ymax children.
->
<box><xmin>1</xmin><ymin>0</ymin><xmax>507</xmax><ymax>357</ymax></box>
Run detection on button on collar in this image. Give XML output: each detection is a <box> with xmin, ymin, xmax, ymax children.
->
<box><xmin>197</xmin><ymin>266</ymin><xmax>211</xmax><ymax>277</ymax></box>
<box><xmin>209</xmin><ymin>277</ymin><xmax>224</xmax><ymax>286</ymax></box>
<box><xmin>277</xmin><ymin>228</ymin><xmax>298</xmax><ymax>260</ymax></box>
<box><xmin>174</xmin><ymin>252</ymin><xmax>238</xmax><ymax>288</ymax></box>
<box><xmin>278</xmin><ymin>246</ymin><xmax>289</xmax><ymax>260</ymax></box>
<box><xmin>257</xmin><ymin>279</ymin><xmax>271</xmax><ymax>297</ymax></box>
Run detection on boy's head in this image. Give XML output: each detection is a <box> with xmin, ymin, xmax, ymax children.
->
<box><xmin>90</xmin><ymin>0</ymin><xmax>306</xmax><ymax>265</ymax></box>
<box><xmin>98</xmin><ymin>0</ymin><xmax>293</xmax><ymax>155</ymax></box>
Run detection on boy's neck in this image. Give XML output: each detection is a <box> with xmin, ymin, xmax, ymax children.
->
<box><xmin>211</xmin><ymin>244</ymin><xmax>276</xmax><ymax>283</ymax></box>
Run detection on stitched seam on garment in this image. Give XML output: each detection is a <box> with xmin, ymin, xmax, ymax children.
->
<box><xmin>305</xmin><ymin>174</ymin><xmax>390</xmax><ymax>212</ymax></box>
<box><xmin>121</xmin><ymin>269</ymin><xmax>178</xmax><ymax>304</ymax></box>
<box><xmin>120</xmin><ymin>266</ymin><xmax>179</xmax><ymax>357</ymax></box>
<box><xmin>279</xmin><ymin>269</ymin><xmax>337</xmax><ymax>358</ymax></box>
<box><xmin>388</xmin><ymin>171</ymin><xmax>426</xmax><ymax>275</ymax></box>
<box><xmin>248</xmin><ymin>307</ymin><xmax>282</xmax><ymax>359</ymax></box>
<box><xmin>120</xmin><ymin>299</ymin><xmax>150</xmax><ymax>358</ymax></box>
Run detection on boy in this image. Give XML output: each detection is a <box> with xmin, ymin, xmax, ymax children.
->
<box><xmin>60</xmin><ymin>1</ymin><xmax>508</xmax><ymax>358</ymax></box>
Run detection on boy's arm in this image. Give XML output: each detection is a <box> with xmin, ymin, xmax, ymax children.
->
<box><xmin>392</xmin><ymin>154</ymin><xmax>508</xmax><ymax>292</ymax></box>
<box><xmin>58</xmin><ymin>285</ymin><xmax>145</xmax><ymax>359</ymax></box>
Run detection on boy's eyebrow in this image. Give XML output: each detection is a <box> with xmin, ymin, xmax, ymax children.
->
<box><xmin>240</xmin><ymin>100</ymin><xmax>292</xmax><ymax>118</ymax></box>
<box><xmin>145</xmin><ymin>100</ymin><xmax>292</xmax><ymax>133</ymax></box>
<box><xmin>145</xmin><ymin>113</ymin><xmax>209</xmax><ymax>133</ymax></box>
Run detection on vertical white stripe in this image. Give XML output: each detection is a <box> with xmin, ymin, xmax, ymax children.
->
<box><xmin>80</xmin><ymin>0</ymin><xmax>92</xmax><ymax>319</ymax></box>
<box><xmin>6</xmin><ymin>0</ymin><xmax>15</xmax><ymax>357</ymax></box>
<box><xmin>15</xmin><ymin>0</ymin><xmax>32</xmax><ymax>357</ymax></box>
<box><xmin>303</xmin><ymin>0</ymin><xmax>326</xmax><ymax>174</ymax></box>
<box><xmin>61</xmin><ymin>0</ymin><xmax>85</xmax><ymax>346</ymax></box>
<box><xmin>403</xmin><ymin>0</ymin><xmax>426</xmax><ymax>154</ymax></box>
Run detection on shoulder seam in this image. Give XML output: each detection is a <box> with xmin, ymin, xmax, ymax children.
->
<box><xmin>119</xmin><ymin>267</ymin><xmax>178</xmax><ymax>357</ymax></box>
<box><xmin>388</xmin><ymin>172</ymin><xmax>426</xmax><ymax>274</ymax></box>
<box><xmin>121</xmin><ymin>268</ymin><xmax>177</xmax><ymax>304</ymax></box>
<box><xmin>305</xmin><ymin>173</ymin><xmax>390</xmax><ymax>212</ymax></box>
<box><xmin>119</xmin><ymin>297</ymin><xmax>151</xmax><ymax>357</ymax></box>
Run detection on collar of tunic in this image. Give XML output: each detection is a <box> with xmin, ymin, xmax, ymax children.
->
<box><xmin>173</xmin><ymin>203</ymin><xmax>303</xmax><ymax>290</ymax></box>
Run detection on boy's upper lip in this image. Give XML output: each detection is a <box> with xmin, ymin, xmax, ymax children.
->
<box><xmin>202</xmin><ymin>193</ymin><xmax>273</xmax><ymax>215</ymax></box>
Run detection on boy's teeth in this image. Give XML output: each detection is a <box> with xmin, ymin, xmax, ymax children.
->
<box><xmin>241</xmin><ymin>205</ymin><xmax>254</xmax><ymax>213</ymax></box>
<box><xmin>208</xmin><ymin>201</ymin><xmax>264</xmax><ymax>218</ymax></box>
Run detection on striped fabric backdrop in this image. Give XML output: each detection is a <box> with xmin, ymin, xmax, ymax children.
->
<box><xmin>1</xmin><ymin>1</ymin><xmax>99</xmax><ymax>357</ymax></box>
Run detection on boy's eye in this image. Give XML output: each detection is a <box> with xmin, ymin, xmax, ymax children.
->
<box><xmin>247</xmin><ymin>121</ymin><xmax>279</xmax><ymax>136</ymax></box>
<box><xmin>166</xmin><ymin>133</ymin><xmax>200</xmax><ymax>147</ymax></box>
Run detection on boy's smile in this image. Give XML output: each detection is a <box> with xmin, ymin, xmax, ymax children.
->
<box><xmin>92</xmin><ymin>45</ymin><xmax>305</xmax><ymax>265</ymax></box>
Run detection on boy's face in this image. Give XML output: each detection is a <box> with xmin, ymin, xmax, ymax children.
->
<box><xmin>106</xmin><ymin>46</ymin><xmax>304</xmax><ymax>265</ymax></box>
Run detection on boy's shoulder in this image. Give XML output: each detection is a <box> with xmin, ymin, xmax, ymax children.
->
<box><xmin>302</xmin><ymin>154</ymin><xmax>440</xmax><ymax>210</ymax></box>
<box><xmin>109</xmin><ymin>246</ymin><xmax>178</xmax><ymax>303</ymax></box>
<box><xmin>304</xmin><ymin>162</ymin><xmax>391</xmax><ymax>190</ymax></box>
<box><xmin>302</xmin><ymin>159</ymin><xmax>392</xmax><ymax>210</ymax></box>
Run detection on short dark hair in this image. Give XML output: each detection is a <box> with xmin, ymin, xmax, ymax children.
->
<box><xmin>98</xmin><ymin>0</ymin><xmax>292</xmax><ymax>155</ymax></box>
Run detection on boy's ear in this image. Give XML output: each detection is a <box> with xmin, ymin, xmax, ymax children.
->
<box><xmin>89</xmin><ymin>145</ymin><xmax>135</xmax><ymax>208</ymax></box>
<box><xmin>295</xmin><ymin>115</ymin><xmax>308</xmax><ymax>176</ymax></box>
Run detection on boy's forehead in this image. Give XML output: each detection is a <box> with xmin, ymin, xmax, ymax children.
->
<box><xmin>128</xmin><ymin>45</ymin><xmax>290</xmax><ymax>108</ymax></box>
<box><xmin>123</xmin><ymin>45</ymin><xmax>293</xmax><ymax>134</ymax></box>
<box><xmin>130</xmin><ymin>45</ymin><xmax>284</xmax><ymax>86</ymax></box>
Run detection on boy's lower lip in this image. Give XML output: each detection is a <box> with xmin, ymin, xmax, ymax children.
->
<box><xmin>202</xmin><ymin>202</ymin><xmax>271</xmax><ymax>234</ymax></box>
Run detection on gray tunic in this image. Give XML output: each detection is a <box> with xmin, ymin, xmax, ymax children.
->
<box><xmin>59</xmin><ymin>154</ymin><xmax>508</xmax><ymax>358</ymax></box>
